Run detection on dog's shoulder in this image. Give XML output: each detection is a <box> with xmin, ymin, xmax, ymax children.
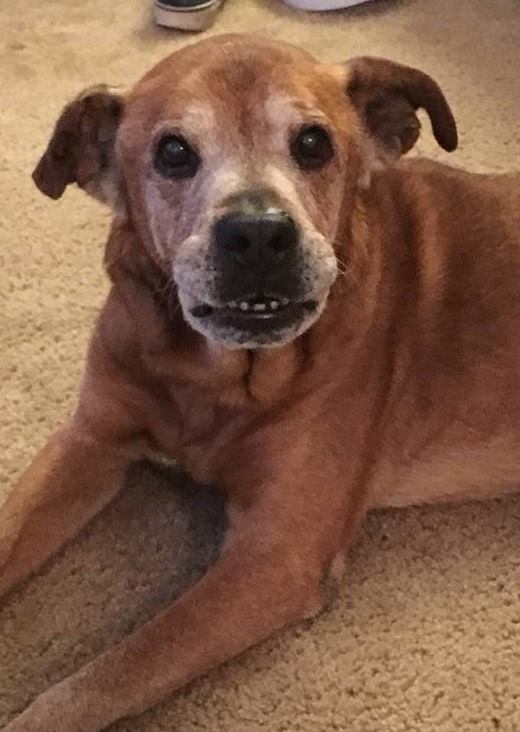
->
<box><xmin>396</xmin><ymin>156</ymin><xmax>520</xmax><ymax>196</ymax></box>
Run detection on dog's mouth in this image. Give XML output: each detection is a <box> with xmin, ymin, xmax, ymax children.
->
<box><xmin>191</xmin><ymin>295</ymin><xmax>318</xmax><ymax>334</ymax></box>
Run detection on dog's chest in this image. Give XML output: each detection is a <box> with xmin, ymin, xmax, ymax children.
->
<box><xmin>146</xmin><ymin>385</ymin><xmax>255</xmax><ymax>485</ymax></box>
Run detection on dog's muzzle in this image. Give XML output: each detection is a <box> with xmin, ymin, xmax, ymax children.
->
<box><xmin>190</xmin><ymin>208</ymin><xmax>319</xmax><ymax>343</ymax></box>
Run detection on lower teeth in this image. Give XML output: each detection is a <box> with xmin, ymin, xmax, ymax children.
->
<box><xmin>193</xmin><ymin>299</ymin><xmax>298</xmax><ymax>317</ymax></box>
<box><xmin>232</xmin><ymin>298</ymin><xmax>289</xmax><ymax>312</ymax></box>
<box><xmin>238</xmin><ymin>300</ymin><xmax>283</xmax><ymax>312</ymax></box>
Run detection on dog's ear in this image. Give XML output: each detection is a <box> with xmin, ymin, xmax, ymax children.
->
<box><xmin>32</xmin><ymin>86</ymin><xmax>124</xmax><ymax>206</ymax></box>
<box><xmin>346</xmin><ymin>57</ymin><xmax>457</xmax><ymax>163</ymax></box>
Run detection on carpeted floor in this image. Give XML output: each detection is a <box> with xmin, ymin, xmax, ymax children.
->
<box><xmin>1</xmin><ymin>0</ymin><xmax>519</xmax><ymax>730</ymax></box>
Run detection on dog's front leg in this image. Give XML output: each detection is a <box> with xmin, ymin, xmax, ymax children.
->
<box><xmin>0</xmin><ymin>421</ymin><xmax>138</xmax><ymax>600</ymax></box>
<box><xmin>2</xmin><ymin>491</ymin><xmax>345</xmax><ymax>732</ymax></box>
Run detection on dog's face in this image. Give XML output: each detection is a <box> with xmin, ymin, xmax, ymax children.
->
<box><xmin>33</xmin><ymin>35</ymin><xmax>456</xmax><ymax>349</ymax></box>
<box><xmin>121</xmin><ymin>38</ymin><xmax>358</xmax><ymax>348</ymax></box>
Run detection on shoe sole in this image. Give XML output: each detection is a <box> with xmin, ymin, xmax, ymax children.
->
<box><xmin>155</xmin><ymin>0</ymin><xmax>223</xmax><ymax>30</ymax></box>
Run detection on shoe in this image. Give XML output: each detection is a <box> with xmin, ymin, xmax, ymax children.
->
<box><xmin>282</xmin><ymin>0</ymin><xmax>372</xmax><ymax>9</ymax></box>
<box><xmin>154</xmin><ymin>0</ymin><xmax>224</xmax><ymax>31</ymax></box>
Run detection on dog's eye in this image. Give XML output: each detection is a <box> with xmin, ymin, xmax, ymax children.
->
<box><xmin>154</xmin><ymin>135</ymin><xmax>200</xmax><ymax>179</ymax></box>
<box><xmin>291</xmin><ymin>125</ymin><xmax>334</xmax><ymax>170</ymax></box>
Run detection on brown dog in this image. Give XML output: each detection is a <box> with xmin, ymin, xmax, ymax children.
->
<box><xmin>2</xmin><ymin>33</ymin><xmax>520</xmax><ymax>731</ymax></box>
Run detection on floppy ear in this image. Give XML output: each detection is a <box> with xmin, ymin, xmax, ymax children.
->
<box><xmin>32</xmin><ymin>86</ymin><xmax>124</xmax><ymax>205</ymax></box>
<box><xmin>346</xmin><ymin>57</ymin><xmax>457</xmax><ymax>164</ymax></box>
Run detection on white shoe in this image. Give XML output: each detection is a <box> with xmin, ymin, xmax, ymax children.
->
<box><xmin>282</xmin><ymin>0</ymin><xmax>372</xmax><ymax>9</ymax></box>
<box><xmin>155</xmin><ymin>0</ymin><xmax>224</xmax><ymax>31</ymax></box>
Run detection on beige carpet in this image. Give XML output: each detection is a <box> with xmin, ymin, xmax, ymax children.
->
<box><xmin>1</xmin><ymin>0</ymin><xmax>520</xmax><ymax>729</ymax></box>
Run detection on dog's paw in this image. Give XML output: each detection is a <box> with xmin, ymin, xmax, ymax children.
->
<box><xmin>3</xmin><ymin>704</ymin><xmax>61</xmax><ymax>732</ymax></box>
<box><xmin>2</xmin><ymin>683</ymin><xmax>92</xmax><ymax>732</ymax></box>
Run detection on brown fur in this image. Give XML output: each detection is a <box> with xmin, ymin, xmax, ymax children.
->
<box><xmin>1</xmin><ymin>34</ymin><xmax>519</xmax><ymax>731</ymax></box>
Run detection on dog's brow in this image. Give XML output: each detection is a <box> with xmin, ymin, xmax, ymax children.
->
<box><xmin>151</xmin><ymin>103</ymin><xmax>217</xmax><ymax>140</ymax></box>
<box><xmin>180</xmin><ymin>102</ymin><xmax>216</xmax><ymax>132</ymax></box>
<box><xmin>265</xmin><ymin>93</ymin><xmax>328</xmax><ymax>129</ymax></box>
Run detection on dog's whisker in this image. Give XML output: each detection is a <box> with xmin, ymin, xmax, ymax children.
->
<box><xmin>326</xmin><ymin>249</ymin><xmax>350</xmax><ymax>278</ymax></box>
<box><xmin>152</xmin><ymin>279</ymin><xmax>176</xmax><ymax>298</ymax></box>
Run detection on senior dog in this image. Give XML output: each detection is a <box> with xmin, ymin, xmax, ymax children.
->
<box><xmin>2</xmin><ymin>34</ymin><xmax>519</xmax><ymax>731</ymax></box>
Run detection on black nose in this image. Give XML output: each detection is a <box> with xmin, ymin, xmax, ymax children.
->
<box><xmin>214</xmin><ymin>211</ymin><xmax>298</xmax><ymax>271</ymax></box>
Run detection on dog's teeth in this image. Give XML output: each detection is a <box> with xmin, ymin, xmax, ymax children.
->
<box><xmin>281</xmin><ymin>298</ymin><xmax>290</xmax><ymax>306</ymax></box>
<box><xmin>270</xmin><ymin>300</ymin><xmax>279</xmax><ymax>310</ymax></box>
<box><xmin>229</xmin><ymin>300</ymin><xmax>238</xmax><ymax>309</ymax></box>
<box><xmin>240</xmin><ymin>301</ymin><xmax>250</xmax><ymax>311</ymax></box>
<box><xmin>253</xmin><ymin>303</ymin><xmax>267</xmax><ymax>312</ymax></box>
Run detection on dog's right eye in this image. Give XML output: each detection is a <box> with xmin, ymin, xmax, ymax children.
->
<box><xmin>154</xmin><ymin>135</ymin><xmax>200</xmax><ymax>179</ymax></box>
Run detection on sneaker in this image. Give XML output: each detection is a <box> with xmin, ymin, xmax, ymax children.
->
<box><xmin>154</xmin><ymin>0</ymin><xmax>224</xmax><ymax>31</ymax></box>
<box><xmin>282</xmin><ymin>0</ymin><xmax>372</xmax><ymax>9</ymax></box>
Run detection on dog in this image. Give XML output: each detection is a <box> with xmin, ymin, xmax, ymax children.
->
<box><xmin>1</xmin><ymin>33</ymin><xmax>519</xmax><ymax>731</ymax></box>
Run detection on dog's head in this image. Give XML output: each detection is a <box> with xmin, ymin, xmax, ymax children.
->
<box><xmin>33</xmin><ymin>34</ymin><xmax>456</xmax><ymax>349</ymax></box>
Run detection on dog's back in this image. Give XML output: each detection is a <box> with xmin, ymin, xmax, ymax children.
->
<box><xmin>366</xmin><ymin>159</ymin><xmax>520</xmax><ymax>508</ymax></box>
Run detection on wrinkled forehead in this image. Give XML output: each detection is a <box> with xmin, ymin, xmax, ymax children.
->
<box><xmin>122</xmin><ymin>39</ymin><xmax>346</xmax><ymax>148</ymax></box>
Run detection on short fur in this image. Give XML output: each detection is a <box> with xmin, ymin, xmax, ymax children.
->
<box><xmin>1</xmin><ymin>34</ymin><xmax>519</xmax><ymax>731</ymax></box>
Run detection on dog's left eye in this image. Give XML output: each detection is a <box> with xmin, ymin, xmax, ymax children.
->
<box><xmin>291</xmin><ymin>125</ymin><xmax>334</xmax><ymax>170</ymax></box>
<box><xmin>154</xmin><ymin>134</ymin><xmax>200</xmax><ymax>179</ymax></box>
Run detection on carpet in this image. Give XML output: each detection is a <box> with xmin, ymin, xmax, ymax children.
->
<box><xmin>1</xmin><ymin>0</ymin><xmax>519</xmax><ymax>730</ymax></box>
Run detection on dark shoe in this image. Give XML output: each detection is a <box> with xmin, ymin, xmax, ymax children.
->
<box><xmin>154</xmin><ymin>0</ymin><xmax>224</xmax><ymax>31</ymax></box>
